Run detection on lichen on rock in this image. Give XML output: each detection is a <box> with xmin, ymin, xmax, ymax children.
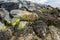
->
<box><xmin>0</xmin><ymin>0</ymin><xmax>60</xmax><ymax>40</ymax></box>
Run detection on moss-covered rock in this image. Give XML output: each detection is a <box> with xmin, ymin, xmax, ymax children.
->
<box><xmin>17</xmin><ymin>21</ymin><xmax>29</xmax><ymax>30</ymax></box>
<box><xmin>10</xmin><ymin>10</ymin><xmax>39</xmax><ymax>21</ymax></box>
<box><xmin>0</xmin><ymin>22</ymin><xmax>7</xmax><ymax>31</ymax></box>
<box><xmin>11</xmin><ymin>18</ymin><xmax>20</xmax><ymax>28</ymax></box>
<box><xmin>0</xmin><ymin>1</ymin><xmax>60</xmax><ymax>40</ymax></box>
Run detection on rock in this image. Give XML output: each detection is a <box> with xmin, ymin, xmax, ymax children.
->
<box><xmin>0</xmin><ymin>2</ymin><xmax>19</xmax><ymax>11</ymax></box>
<box><xmin>30</xmin><ymin>20</ymin><xmax>48</xmax><ymax>39</ymax></box>
<box><xmin>0</xmin><ymin>1</ymin><xmax>60</xmax><ymax>40</ymax></box>
<box><xmin>40</xmin><ymin>13</ymin><xmax>56</xmax><ymax>21</ymax></box>
<box><xmin>54</xmin><ymin>20</ymin><xmax>60</xmax><ymax>28</ymax></box>
<box><xmin>17</xmin><ymin>21</ymin><xmax>29</xmax><ymax>30</ymax></box>
<box><xmin>10</xmin><ymin>10</ymin><xmax>39</xmax><ymax>21</ymax></box>
<box><xmin>49</xmin><ymin>25</ymin><xmax>60</xmax><ymax>40</ymax></box>
<box><xmin>0</xmin><ymin>22</ymin><xmax>7</xmax><ymax>30</ymax></box>
<box><xmin>33</xmin><ymin>7</ymin><xmax>59</xmax><ymax>26</ymax></box>
<box><xmin>11</xmin><ymin>23</ymin><xmax>42</xmax><ymax>40</ymax></box>
<box><xmin>17</xmin><ymin>34</ymin><xmax>42</xmax><ymax>40</ymax></box>
<box><xmin>46</xmin><ymin>33</ymin><xmax>52</xmax><ymax>40</ymax></box>
<box><xmin>0</xmin><ymin>8</ymin><xmax>11</xmax><ymax>24</ymax></box>
<box><xmin>0</xmin><ymin>8</ymin><xmax>6</xmax><ymax>18</ymax></box>
<box><xmin>0</xmin><ymin>28</ymin><xmax>12</xmax><ymax>40</ymax></box>
<box><xmin>11</xmin><ymin>18</ymin><xmax>20</xmax><ymax>28</ymax></box>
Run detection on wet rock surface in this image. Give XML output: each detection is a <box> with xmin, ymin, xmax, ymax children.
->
<box><xmin>0</xmin><ymin>1</ymin><xmax>60</xmax><ymax>40</ymax></box>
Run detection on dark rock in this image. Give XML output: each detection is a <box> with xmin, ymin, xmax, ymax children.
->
<box><xmin>54</xmin><ymin>20</ymin><xmax>60</xmax><ymax>28</ymax></box>
<box><xmin>30</xmin><ymin>20</ymin><xmax>48</xmax><ymax>39</ymax></box>
<box><xmin>0</xmin><ymin>29</ymin><xmax>12</xmax><ymax>40</ymax></box>
<box><xmin>0</xmin><ymin>2</ymin><xmax>19</xmax><ymax>11</ymax></box>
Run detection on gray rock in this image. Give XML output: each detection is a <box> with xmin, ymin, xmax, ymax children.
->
<box><xmin>31</xmin><ymin>20</ymin><xmax>48</xmax><ymax>39</ymax></box>
<box><xmin>0</xmin><ymin>8</ymin><xmax>11</xmax><ymax>24</ymax></box>
<box><xmin>0</xmin><ymin>22</ymin><xmax>6</xmax><ymax>30</ymax></box>
<box><xmin>10</xmin><ymin>10</ymin><xmax>39</xmax><ymax>21</ymax></box>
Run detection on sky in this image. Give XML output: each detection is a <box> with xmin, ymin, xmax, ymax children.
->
<box><xmin>26</xmin><ymin>0</ymin><xmax>60</xmax><ymax>8</ymax></box>
<box><xmin>0</xmin><ymin>0</ymin><xmax>60</xmax><ymax>8</ymax></box>
<box><xmin>27</xmin><ymin>0</ymin><xmax>48</xmax><ymax>4</ymax></box>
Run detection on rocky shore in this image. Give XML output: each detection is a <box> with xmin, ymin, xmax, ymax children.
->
<box><xmin>0</xmin><ymin>1</ymin><xmax>60</xmax><ymax>40</ymax></box>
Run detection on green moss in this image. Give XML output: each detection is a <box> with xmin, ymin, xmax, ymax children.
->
<box><xmin>17</xmin><ymin>21</ymin><xmax>29</xmax><ymax>30</ymax></box>
<box><xmin>12</xmin><ymin>18</ymin><xmax>20</xmax><ymax>28</ymax></box>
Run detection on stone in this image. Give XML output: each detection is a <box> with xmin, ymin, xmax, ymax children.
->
<box><xmin>17</xmin><ymin>21</ymin><xmax>29</xmax><ymax>30</ymax></box>
<box><xmin>0</xmin><ymin>28</ymin><xmax>12</xmax><ymax>40</ymax></box>
<box><xmin>0</xmin><ymin>22</ymin><xmax>7</xmax><ymax>30</ymax></box>
<box><xmin>54</xmin><ymin>20</ymin><xmax>60</xmax><ymax>28</ymax></box>
<box><xmin>10</xmin><ymin>10</ymin><xmax>39</xmax><ymax>21</ymax></box>
<box><xmin>0</xmin><ymin>1</ymin><xmax>60</xmax><ymax>40</ymax></box>
<box><xmin>49</xmin><ymin>25</ymin><xmax>60</xmax><ymax>40</ymax></box>
<box><xmin>0</xmin><ymin>8</ymin><xmax>11</xmax><ymax>24</ymax></box>
<box><xmin>11</xmin><ymin>18</ymin><xmax>20</xmax><ymax>28</ymax></box>
<box><xmin>30</xmin><ymin>20</ymin><xmax>48</xmax><ymax>39</ymax></box>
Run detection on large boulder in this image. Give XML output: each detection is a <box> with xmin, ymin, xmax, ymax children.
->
<box><xmin>30</xmin><ymin>20</ymin><xmax>48</xmax><ymax>39</ymax></box>
<box><xmin>10</xmin><ymin>10</ymin><xmax>39</xmax><ymax>21</ymax></box>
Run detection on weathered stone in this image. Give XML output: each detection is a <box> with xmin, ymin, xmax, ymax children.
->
<box><xmin>54</xmin><ymin>20</ymin><xmax>60</xmax><ymax>28</ymax></box>
<box><xmin>46</xmin><ymin>33</ymin><xmax>52</xmax><ymax>40</ymax></box>
<box><xmin>0</xmin><ymin>8</ymin><xmax>6</xmax><ymax>18</ymax></box>
<box><xmin>0</xmin><ymin>1</ymin><xmax>60</xmax><ymax>40</ymax></box>
<box><xmin>0</xmin><ymin>22</ymin><xmax>6</xmax><ymax>30</ymax></box>
<box><xmin>0</xmin><ymin>8</ymin><xmax>11</xmax><ymax>24</ymax></box>
<box><xmin>0</xmin><ymin>2</ymin><xmax>19</xmax><ymax>11</ymax></box>
<box><xmin>11</xmin><ymin>18</ymin><xmax>20</xmax><ymax>28</ymax></box>
<box><xmin>30</xmin><ymin>20</ymin><xmax>48</xmax><ymax>39</ymax></box>
<box><xmin>10</xmin><ymin>10</ymin><xmax>39</xmax><ymax>21</ymax></box>
<box><xmin>17</xmin><ymin>21</ymin><xmax>29</xmax><ymax>30</ymax></box>
<box><xmin>0</xmin><ymin>28</ymin><xmax>12</xmax><ymax>40</ymax></box>
<box><xmin>49</xmin><ymin>25</ymin><xmax>60</xmax><ymax>40</ymax></box>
